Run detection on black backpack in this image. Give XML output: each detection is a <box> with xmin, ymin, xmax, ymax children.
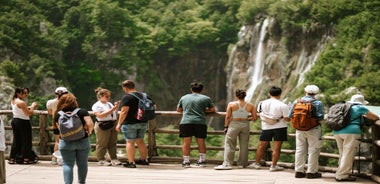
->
<box><xmin>129</xmin><ymin>92</ymin><xmax>155</xmax><ymax>121</ymax></box>
<box><xmin>326</xmin><ymin>102</ymin><xmax>353</xmax><ymax>130</ymax></box>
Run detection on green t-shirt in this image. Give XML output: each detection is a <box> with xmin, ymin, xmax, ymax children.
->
<box><xmin>177</xmin><ymin>93</ymin><xmax>215</xmax><ymax>125</ymax></box>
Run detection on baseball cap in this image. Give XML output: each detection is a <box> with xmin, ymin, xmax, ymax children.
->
<box><xmin>55</xmin><ymin>87</ymin><xmax>68</xmax><ymax>94</ymax></box>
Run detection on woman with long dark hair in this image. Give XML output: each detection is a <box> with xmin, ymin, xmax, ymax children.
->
<box><xmin>9</xmin><ymin>87</ymin><xmax>37</xmax><ymax>164</ymax></box>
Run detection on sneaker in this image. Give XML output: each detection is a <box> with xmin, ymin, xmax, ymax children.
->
<box><xmin>182</xmin><ymin>162</ymin><xmax>191</xmax><ymax>168</ymax></box>
<box><xmin>335</xmin><ymin>176</ymin><xmax>356</xmax><ymax>182</ymax></box>
<box><xmin>98</xmin><ymin>160</ymin><xmax>112</xmax><ymax>166</ymax></box>
<box><xmin>135</xmin><ymin>159</ymin><xmax>150</xmax><ymax>165</ymax></box>
<box><xmin>123</xmin><ymin>162</ymin><xmax>136</xmax><ymax>168</ymax></box>
<box><xmin>248</xmin><ymin>163</ymin><xmax>261</xmax><ymax>169</ymax></box>
<box><xmin>50</xmin><ymin>160</ymin><xmax>58</xmax><ymax>165</ymax></box>
<box><xmin>195</xmin><ymin>160</ymin><xmax>206</xmax><ymax>167</ymax></box>
<box><xmin>214</xmin><ymin>164</ymin><xmax>232</xmax><ymax>170</ymax></box>
<box><xmin>295</xmin><ymin>172</ymin><xmax>306</xmax><ymax>178</ymax></box>
<box><xmin>51</xmin><ymin>157</ymin><xmax>58</xmax><ymax>165</ymax></box>
<box><xmin>306</xmin><ymin>172</ymin><xmax>322</xmax><ymax>179</ymax></box>
<box><xmin>111</xmin><ymin>159</ymin><xmax>122</xmax><ymax>166</ymax></box>
<box><xmin>269</xmin><ymin>165</ymin><xmax>284</xmax><ymax>172</ymax></box>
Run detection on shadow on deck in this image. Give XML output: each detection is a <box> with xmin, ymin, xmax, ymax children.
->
<box><xmin>5</xmin><ymin>161</ymin><xmax>376</xmax><ymax>184</ymax></box>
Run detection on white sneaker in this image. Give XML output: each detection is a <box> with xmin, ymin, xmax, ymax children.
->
<box><xmin>111</xmin><ymin>159</ymin><xmax>122</xmax><ymax>166</ymax></box>
<box><xmin>214</xmin><ymin>164</ymin><xmax>232</xmax><ymax>170</ymax></box>
<box><xmin>269</xmin><ymin>165</ymin><xmax>284</xmax><ymax>172</ymax></box>
<box><xmin>248</xmin><ymin>163</ymin><xmax>261</xmax><ymax>169</ymax></box>
<box><xmin>98</xmin><ymin>160</ymin><xmax>112</xmax><ymax>166</ymax></box>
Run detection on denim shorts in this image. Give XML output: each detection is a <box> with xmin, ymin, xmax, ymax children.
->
<box><xmin>260</xmin><ymin>127</ymin><xmax>288</xmax><ymax>141</ymax></box>
<box><xmin>121</xmin><ymin>123</ymin><xmax>147</xmax><ymax>141</ymax></box>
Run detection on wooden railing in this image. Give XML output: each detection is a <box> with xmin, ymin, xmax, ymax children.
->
<box><xmin>0</xmin><ymin>110</ymin><xmax>379</xmax><ymax>183</ymax></box>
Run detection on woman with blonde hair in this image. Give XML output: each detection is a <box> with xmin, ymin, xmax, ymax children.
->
<box><xmin>92</xmin><ymin>87</ymin><xmax>120</xmax><ymax>166</ymax></box>
<box><xmin>53</xmin><ymin>93</ymin><xmax>93</xmax><ymax>184</ymax></box>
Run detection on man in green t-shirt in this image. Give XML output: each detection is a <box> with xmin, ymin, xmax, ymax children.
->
<box><xmin>177</xmin><ymin>81</ymin><xmax>216</xmax><ymax>168</ymax></box>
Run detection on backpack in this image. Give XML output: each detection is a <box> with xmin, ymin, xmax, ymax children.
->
<box><xmin>325</xmin><ymin>102</ymin><xmax>354</xmax><ymax>130</ymax></box>
<box><xmin>129</xmin><ymin>92</ymin><xmax>155</xmax><ymax>121</ymax></box>
<box><xmin>291</xmin><ymin>99</ymin><xmax>318</xmax><ymax>131</ymax></box>
<box><xmin>58</xmin><ymin>108</ymin><xmax>85</xmax><ymax>141</ymax></box>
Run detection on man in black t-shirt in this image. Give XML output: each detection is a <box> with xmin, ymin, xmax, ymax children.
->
<box><xmin>116</xmin><ymin>80</ymin><xmax>156</xmax><ymax>168</ymax></box>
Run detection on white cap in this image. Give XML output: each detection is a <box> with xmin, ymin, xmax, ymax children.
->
<box><xmin>55</xmin><ymin>87</ymin><xmax>68</xmax><ymax>94</ymax></box>
<box><xmin>304</xmin><ymin>85</ymin><xmax>319</xmax><ymax>95</ymax></box>
<box><xmin>348</xmin><ymin>94</ymin><xmax>369</xmax><ymax>105</ymax></box>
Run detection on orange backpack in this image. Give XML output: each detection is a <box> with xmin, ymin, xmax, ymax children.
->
<box><xmin>291</xmin><ymin>99</ymin><xmax>318</xmax><ymax>131</ymax></box>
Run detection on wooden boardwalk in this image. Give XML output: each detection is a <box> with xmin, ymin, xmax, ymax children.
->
<box><xmin>5</xmin><ymin>161</ymin><xmax>376</xmax><ymax>184</ymax></box>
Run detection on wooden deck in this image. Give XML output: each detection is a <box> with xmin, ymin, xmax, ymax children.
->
<box><xmin>5</xmin><ymin>161</ymin><xmax>376</xmax><ymax>184</ymax></box>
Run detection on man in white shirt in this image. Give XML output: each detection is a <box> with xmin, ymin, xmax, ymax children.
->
<box><xmin>248</xmin><ymin>86</ymin><xmax>290</xmax><ymax>171</ymax></box>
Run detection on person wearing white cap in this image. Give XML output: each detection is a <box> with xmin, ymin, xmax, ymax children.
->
<box><xmin>46</xmin><ymin>87</ymin><xmax>68</xmax><ymax>165</ymax></box>
<box><xmin>333</xmin><ymin>94</ymin><xmax>379</xmax><ymax>182</ymax></box>
<box><xmin>288</xmin><ymin>84</ymin><xmax>324</xmax><ymax>179</ymax></box>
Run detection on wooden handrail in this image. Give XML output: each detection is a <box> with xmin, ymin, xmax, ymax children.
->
<box><xmin>0</xmin><ymin>110</ymin><xmax>379</xmax><ymax>182</ymax></box>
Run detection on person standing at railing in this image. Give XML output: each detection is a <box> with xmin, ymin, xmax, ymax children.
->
<box><xmin>53</xmin><ymin>93</ymin><xmax>94</xmax><ymax>184</ymax></box>
<box><xmin>248</xmin><ymin>86</ymin><xmax>290</xmax><ymax>171</ymax></box>
<box><xmin>214</xmin><ymin>89</ymin><xmax>256</xmax><ymax>170</ymax></box>
<box><xmin>116</xmin><ymin>80</ymin><xmax>155</xmax><ymax>168</ymax></box>
<box><xmin>177</xmin><ymin>81</ymin><xmax>216</xmax><ymax>168</ymax></box>
<box><xmin>9</xmin><ymin>87</ymin><xmax>38</xmax><ymax>164</ymax></box>
<box><xmin>0</xmin><ymin>117</ymin><xmax>6</xmax><ymax>184</ymax></box>
<box><xmin>333</xmin><ymin>94</ymin><xmax>380</xmax><ymax>182</ymax></box>
<box><xmin>92</xmin><ymin>87</ymin><xmax>121</xmax><ymax>166</ymax></box>
<box><xmin>288</xmin><ymin>85</ymin><xmax>324</xmax><ymax>179</ymax></box>
<box><xmin>46</xmin><ymin>87</ymin><xmax>69</xmax><ymax>165</ymax></box>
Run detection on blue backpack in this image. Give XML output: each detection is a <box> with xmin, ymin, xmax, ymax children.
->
<box><xmin>129</xmin><ymin>92</ymin><xmax>155</xmax><ymax>121</ymax></box>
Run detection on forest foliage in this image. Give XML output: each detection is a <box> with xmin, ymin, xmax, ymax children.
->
<box><xmin>1</xmin><ymin>0</ymin><xmax>380</xmax><ymax>165</ymax></box>
<box><xmin>1</xmin><ymin>0</ymin><xmax>380</xmax><ymax>107</ymax></box>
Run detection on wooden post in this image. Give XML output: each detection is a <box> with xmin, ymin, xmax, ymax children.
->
<box><xmin>147</xmin><ymin>119</ymin><xmax>158</xmax><ymax>159</ymax></box>
<box><xmin>38</xmin><ymin>114</ymin><xmax>49</xmax><ymax>154</ymax></box>
<box><xmin>372</xmin><ymin>121</ymin><xmax>380</xmax><ymax>176</ymax></box>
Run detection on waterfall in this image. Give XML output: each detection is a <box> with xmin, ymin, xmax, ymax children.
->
<box><xmin>245</xmin><ymin>18</ymin><xmax>270</xmax><ymax>102</ymax></box>
<box><xmin>295</xmin><ymin>35</ymin><xmax>328</xmax><ymax>87</ymax></box>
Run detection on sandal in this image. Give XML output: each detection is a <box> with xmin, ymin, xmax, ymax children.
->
<box><xmin>23</xmin><ymin>159</ymin><xmax>34</xmax><ymax>165</ymax></box>
<box><xmin>8</xmin><ymin>159</ymin><xmax>15</xmax><ymax>164</ymax></box>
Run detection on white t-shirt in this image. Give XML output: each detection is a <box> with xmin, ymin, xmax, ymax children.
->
<box><xmin>259</xmin><ymin>98</ymin><xmax>289</xmax><ymax>130</ymax></box>
<box><xmin>46</xmin><ymin>98</ymin><xmax>58</xmax><ymax>114</ymax></box>
<box><xmin>91</xmin><ymin>101</ymin><xmax>117</xmax><ymax>121</ymax></box>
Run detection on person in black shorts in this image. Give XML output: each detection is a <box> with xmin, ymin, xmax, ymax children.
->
<box><xmin>177</xmin><ymin>81</ymin><xmax>216</xmax><ymax>168</ymax></box>
<box><xmin>248</xmin><ymin>86</ymin><xmax>290</xmax><ymax>171</ymax></box>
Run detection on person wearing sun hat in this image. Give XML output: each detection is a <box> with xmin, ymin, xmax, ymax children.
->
<box><xmin>333</xmin><ymin>94</ymin><xmax>379</xmax><ymax>182</ymax></box>
<box><xmin>46</xmin><ymin>87</ymin><xmax>69</xmax><ymax>165</ymax></box>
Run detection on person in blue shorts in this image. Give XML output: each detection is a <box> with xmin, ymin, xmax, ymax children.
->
<box><xmin>116</xmin><ymin>80</ymin><xmax>156</xmax><ymax>168</ymax></box>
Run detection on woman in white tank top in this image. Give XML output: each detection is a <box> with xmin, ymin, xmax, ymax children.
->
<box><xmin>9</xmin><ymin>87</ymin><xmax>37</xmax><ymax>164</ymax></box>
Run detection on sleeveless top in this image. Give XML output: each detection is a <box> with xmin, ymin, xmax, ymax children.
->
<box><xmin>11</xmin><ymin>101</ymin><xmax>30</xmax><ymax>120</ymax></box>
<box><xmin>232</xmin><ymin>102</ymin><xmax>250</xmax><ymax>119</ymax></box>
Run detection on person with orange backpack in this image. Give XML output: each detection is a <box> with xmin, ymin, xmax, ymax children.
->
<box><xmin>288</xmin><ymin>85</ymin><xmax>324</xmax><ymax>179</ymax></box>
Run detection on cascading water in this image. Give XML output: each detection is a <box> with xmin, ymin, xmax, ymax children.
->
<box><xmin>245</xmin><ymin>18</ymin><xmax>270</xmax><ymax>102</ymax></box>
<box><xmin>295</xmin><ymin>35</ymin><xmax>329</xmax><ymax>87</ymax></box>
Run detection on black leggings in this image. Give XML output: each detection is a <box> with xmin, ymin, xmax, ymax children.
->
<box><xmin>10</xmin><ymin>118</ymin><xmax>32</xmax><ymax>160</ymax></box>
